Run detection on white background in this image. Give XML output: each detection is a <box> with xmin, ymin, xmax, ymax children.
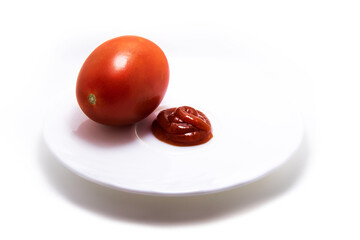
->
<box><xmin>1</xmin><ymin>0</ymin><xmax>359</xmax><ymax>239</ymax></box>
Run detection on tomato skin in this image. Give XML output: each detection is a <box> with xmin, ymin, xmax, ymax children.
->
<box><xmin>76</xmin><ymin>36</ymin><xmax>169</xmax><ymax>126</ymax></box>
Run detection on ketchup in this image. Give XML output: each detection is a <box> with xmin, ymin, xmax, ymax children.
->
<box><xmin>151</xmin><ymin>106</ymin><xmax>213</xmax><ymax>146</ymax></box>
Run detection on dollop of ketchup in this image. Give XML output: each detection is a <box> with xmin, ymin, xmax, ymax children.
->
<box><xmin>151</xmin><ymin>106</ymin><xmax>213</xmax><ymax>146</ymax></box>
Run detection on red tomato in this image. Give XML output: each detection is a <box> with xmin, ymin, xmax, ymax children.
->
<box><xmin>76</xmin><ymin>35</ymin><xmax>169</xmax><ymax>126</ymax></box>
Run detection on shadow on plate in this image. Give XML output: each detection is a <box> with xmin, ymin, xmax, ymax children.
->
<box><xmin>38</xmin><ymin>132</ymin><xmax>310</xmax><ymax>225</ymax></box>
<box><xmin>72</xmin><ymin>118</ymin><xmax>138</xmax><ymax>148</ymax></box>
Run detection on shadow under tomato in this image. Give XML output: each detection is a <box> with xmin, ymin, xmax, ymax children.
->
<box><xmin>73</xmin><ymin>119</ymin><xmax>138</xmax><ymax>148</ymax></box>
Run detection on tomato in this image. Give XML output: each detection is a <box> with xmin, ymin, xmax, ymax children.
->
<box><xmin>76</xmin><ymin>35</ymin><xmax>169</xmax><ymax>126</ymax></box>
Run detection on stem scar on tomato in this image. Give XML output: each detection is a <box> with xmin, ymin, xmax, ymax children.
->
<box><xmin>88</xmin><ymin>93</ymin><xmax>96</xmax><ymax>105</ymax></box>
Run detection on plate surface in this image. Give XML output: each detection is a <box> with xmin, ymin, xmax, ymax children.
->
<box><xmin>43</xmin><ymin>55</ymin><xmax>304</xmax><ymax>196</ymax></box>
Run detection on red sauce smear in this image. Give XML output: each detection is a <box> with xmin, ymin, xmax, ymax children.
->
<box><xmin>151</xmin><ymin>106</ymin><xmax>213</xmax><ymax>146</ymax></box>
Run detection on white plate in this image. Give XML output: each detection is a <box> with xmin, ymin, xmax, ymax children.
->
<box><xmin>43</xmin><ymin>55</ymin><xmax>304</xmax><ymax>196</ymax></box>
